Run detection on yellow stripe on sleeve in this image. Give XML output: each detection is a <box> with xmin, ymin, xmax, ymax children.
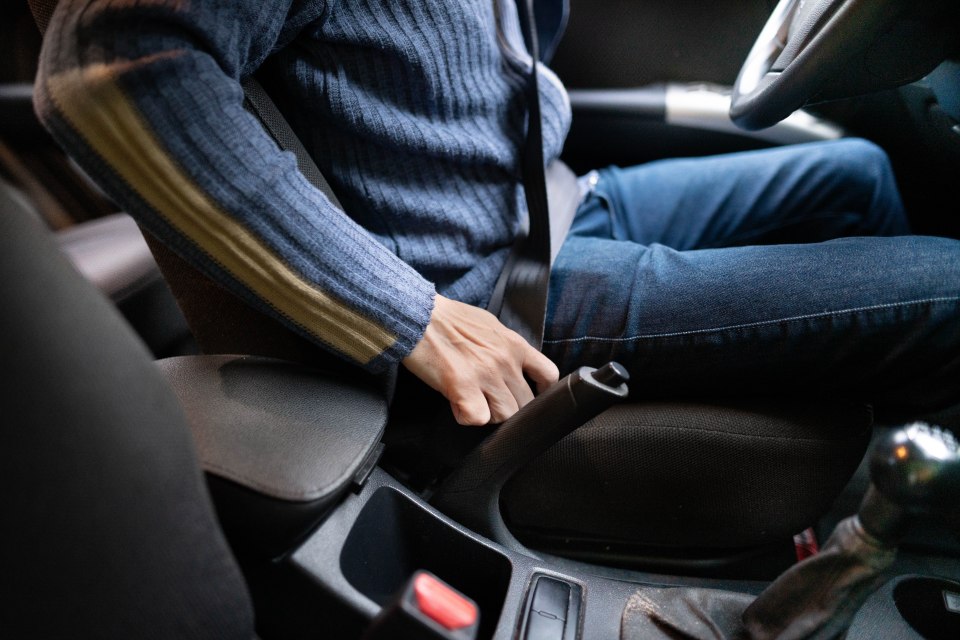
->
<box><xmin>46</xmin><ymin>63</ymin><xmax>397</xmax><ymax>365</ymax></box>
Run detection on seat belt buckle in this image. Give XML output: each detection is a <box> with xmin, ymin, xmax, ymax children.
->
<box><xmin>362</xmin><ymin>570</ymin><xmax>480</xmax><ymax>640</ymax></box>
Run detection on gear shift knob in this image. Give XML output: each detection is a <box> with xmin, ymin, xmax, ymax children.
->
<box><xmin>860</xmin><ymin>422</ymin><xmax>960</xmax><ymax>544</ymax></box>
<box><xmin>869</xmin><ymin>422</ymin><xmax>960</xmax><ymax>508</ymax></box>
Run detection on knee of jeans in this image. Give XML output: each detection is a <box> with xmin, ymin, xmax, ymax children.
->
<box><xmin>847</xmin><ymin>137</ymin><xmax>894</xmax><ymax>174</ymax></box>
<box><xmin>832</xmin><ymin>138</ymin><xmax>891</xmax><ymax>179</ymax></box>
<box><xmin>834</xmin><ymin>138</ymin><xmax>907</xmax><ymax>232</ymax></box>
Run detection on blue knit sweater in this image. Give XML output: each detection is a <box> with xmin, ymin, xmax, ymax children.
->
<box><xmin>36</xmin><ymin>0</ymin><xmax>571</xmax><ymax>372</ymax></box>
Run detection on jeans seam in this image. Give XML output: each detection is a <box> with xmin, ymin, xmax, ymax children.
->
<box><xmin>544</xmin><ymin>295</ymin><xmax>960</xmax><ymax>345</ymax></box>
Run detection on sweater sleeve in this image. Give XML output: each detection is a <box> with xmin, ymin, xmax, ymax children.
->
<box><xmin>34</xmin><ymin>0</ymin><xmax>436</xmax><ymax>373</ymax></box>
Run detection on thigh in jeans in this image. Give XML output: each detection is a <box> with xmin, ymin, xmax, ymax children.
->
<box><xmin>543</xmin><ymin>234</ymin><xmax>960</xmax><ymax>420</ymax></box>
<box><xmin>581</xmin><ymin>138</ymin><xmax>909</xmax><ymax>249</ymax></box>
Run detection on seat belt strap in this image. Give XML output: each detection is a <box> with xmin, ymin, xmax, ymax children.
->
<box><xmin>486</xmin><ymin>0</ymin><xmax>554</xmax><ymax>350</ymax></box>
<box><xmin>241</xmin><ymin>77</ymin><xmax>345</xmax><ymax>211</ymax></box>
<box><xmin>242</xmin><ymin>31</ymin><xmax>560</xmax><ymax>350</ymax></box>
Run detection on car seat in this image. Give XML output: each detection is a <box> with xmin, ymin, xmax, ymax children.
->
<box><xmin>0</xmin><ymin>178</ymin><xmax>255</xmax><ymax>638</ymax></box>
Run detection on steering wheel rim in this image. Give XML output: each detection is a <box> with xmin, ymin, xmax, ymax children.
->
<box><xmin>726</xmin><ymin>0</ymin><xmax>957</xmax><ymax>131</ymax></box>
<box><xmin>730</xmin><ymin>0</ymin><xmax>860</xmax><ymax>131</ymax></box>
<box><xmin>731</xmin><ymin>0</ymin><xmax>960</xmax><ymax>130</ymax></box>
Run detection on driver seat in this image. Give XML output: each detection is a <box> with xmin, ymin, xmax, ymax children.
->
<box><xmin>25</xmin><ymin>0</ymin><xmax>872</xmax><ymax>576</ymax></box>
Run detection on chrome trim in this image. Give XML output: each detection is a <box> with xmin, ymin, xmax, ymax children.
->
<box><xmin>737</xmin><ymin>0</ymin><xmax>800</xmax><ymax>95</ymax></box>
<box><xmin>665</xmin><ymin>82</ymin><xmax>843</xmax><ymax>144</ymax></box>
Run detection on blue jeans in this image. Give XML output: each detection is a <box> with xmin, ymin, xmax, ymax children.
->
<box><xmin>544</xmin><ymin>139</ymin><xmax>960</xmax><ymax>421</ymax></box>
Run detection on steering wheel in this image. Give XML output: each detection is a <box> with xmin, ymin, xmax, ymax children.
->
<box><xmin>729</xmin><ymin>0</ymin><xmax>960</xmax><ymax>131</ymax></box>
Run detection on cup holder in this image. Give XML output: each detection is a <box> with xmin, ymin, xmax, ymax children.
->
<box><xmin>340</xmin><ymin>486</ymin><xmax>513</xmax><ymax>640</ymax></box>
<box><xmin>894</xmin><ymin>577</ymin><xmax>960</xmax><ymax>640</ymax></box>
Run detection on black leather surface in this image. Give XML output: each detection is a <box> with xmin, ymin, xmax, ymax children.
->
<box><xmin>620</xmin><ymin>586</ymin><xmax>755</xmax><ymax>639</ymax></box>
<box><xmin>742</xmin><ymin>516</ymin><xmax>897</xmax><ymax>639</ymax></box>
<box><xmin>158</xmin><ymin>354</ymin><xmax>388</xmax><ymax>503</ymax></box>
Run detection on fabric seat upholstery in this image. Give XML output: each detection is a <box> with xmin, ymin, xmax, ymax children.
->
<box><xmin>0</xmin><ymin>179</ymin><xmax>254</xmax><ymax>639</ymax></box>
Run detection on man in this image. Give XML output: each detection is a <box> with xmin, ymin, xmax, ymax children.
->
<box><xmin>36</xmin><ymin>0</ymin><xmax>960</xmax><ymax>427</ymax></box>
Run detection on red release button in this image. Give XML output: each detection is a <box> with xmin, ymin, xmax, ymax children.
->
<box><xmin>413</xmin><ymin>572</ymin><xmax>478</xmax><ymax>630</ymax></box>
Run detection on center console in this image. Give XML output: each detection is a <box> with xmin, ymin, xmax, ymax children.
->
<box><xmin>158</xmin><ymin>354</ymin><xmax>960</xmax><ymax>640</ymax></box>
<box><xmin>293</xmin><ymin>462</ymin><xmax>960</xmax><ymax>639</ymax></box>
<box><xmin>289</xmin><ymin>461</ymin><xmax>960</xmax><ymax>639</ymax></box>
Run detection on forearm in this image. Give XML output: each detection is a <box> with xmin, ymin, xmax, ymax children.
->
<box><xmin>35</xmin><ymin>0</ymin><xmax>435</xmax><ymax>372</ymax></box>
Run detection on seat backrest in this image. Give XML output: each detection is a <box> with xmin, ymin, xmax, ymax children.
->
<box><xmin>0</xmin><ymin>178</ymin><xmax>254</xmax><ymax>637</ymax></box>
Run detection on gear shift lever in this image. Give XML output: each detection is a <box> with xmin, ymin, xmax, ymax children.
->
<box><xmin>742</xmin><ymin>422</ymin><xmax>960</xmax><ymax>640</ymax></box>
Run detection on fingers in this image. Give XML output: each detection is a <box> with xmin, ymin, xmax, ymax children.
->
<box><xmin>401</xmin><ymin>294</ymin><xmax>559</xmax><ymax>426</ymax></box>
<box><xmin>448</xmin><ymin>385</ymin><xmax>491</xmax><ymax>426</ymax></box>
<box><xmin>504</xmin><ymin>370</ymin><xmax>535</xmax><ymax>411</ymax></box>
<box><xmin>448</xmin><ymin>366</ymin><xmax>523</xmax><ymax>426</ymax></box>
<box><xmin>485</xmin><ymin>381</ymin><xmax>522</xmax><ymax>424</ymax></box>
<box><xmin>522</xmin><ymin>342</ymin><xmax>560</xmax><ymax>393</ymax></box>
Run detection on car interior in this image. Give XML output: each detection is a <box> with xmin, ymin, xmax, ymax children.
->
<box><xmin>3</xmin><ymin>1</ymin><xmax>960</xmax><ymax>639</ymax></box>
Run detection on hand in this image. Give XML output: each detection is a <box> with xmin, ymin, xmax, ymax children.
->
<box><xmin>402</xmin><ymin>295</ymin><xmax>560</xmax><ymax>426</ymax></box>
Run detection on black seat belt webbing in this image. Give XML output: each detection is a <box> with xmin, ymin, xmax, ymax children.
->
<box><xmin>486</xmin><ymin>0</ymin><xmax>553</xmax><ymax>349</ymax></box>
<box><xmin>241</xmin><ymin>77</ymin><xmax>345</xmax><ymax>211</ymax></box>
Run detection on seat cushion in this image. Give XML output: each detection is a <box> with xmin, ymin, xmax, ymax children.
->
<box><xmin>501</xmin><ymin>398</ymin><xmax>872</xmax><ymax>551</ymax></box>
